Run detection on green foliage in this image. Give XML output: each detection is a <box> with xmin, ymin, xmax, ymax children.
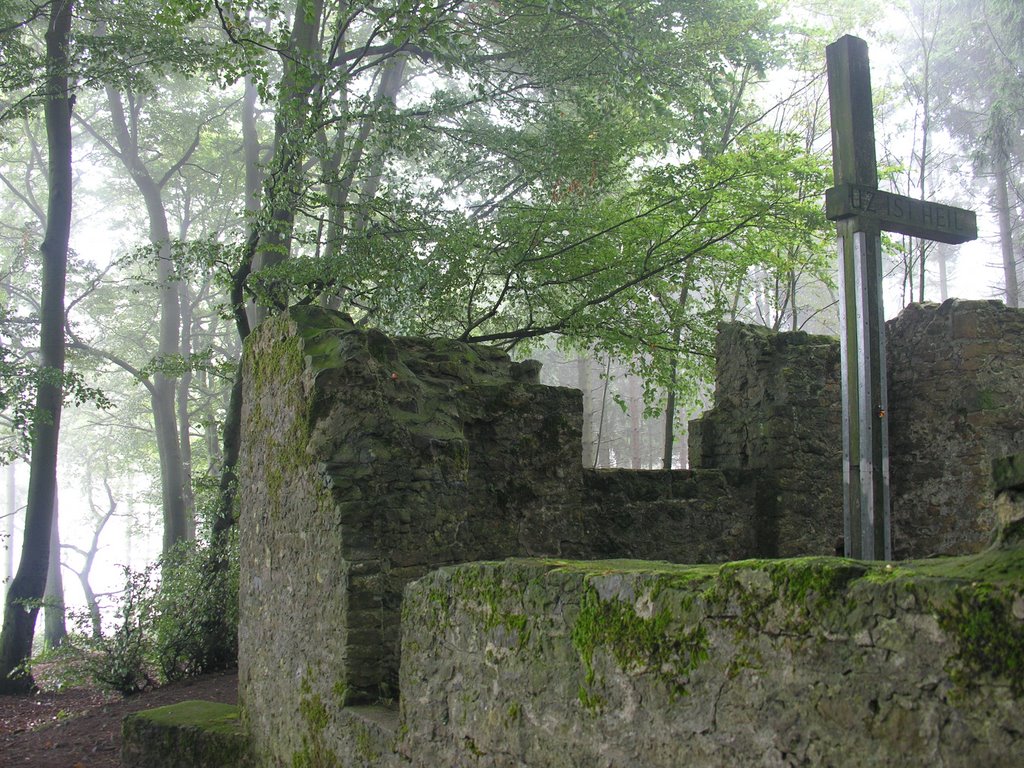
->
<box><xmin>22</xmin><ymin>537</ymin><xmax>239</xmax><ymax>695</ymax></box>
<box><xmin>0</xmin><ymin>357</ymin><xmax>114</xmax><ymax>462</ymax></box>
<box><xmin>86</xmin><ymin>564</ymin><xmax>160</xmax><ymax>694</ymax></box>
<box><xmin>0</xmin><ymin>2</ymin><xmax>45</xmax><ymax>127</ymax></box>
<box><xmin>153</xmin><ymin>536</ymin><xmax>239</xmax><ymax>681</ymax></box>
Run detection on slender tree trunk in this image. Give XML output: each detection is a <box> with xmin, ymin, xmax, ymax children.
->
<box><xmin>67</xmin><ymin>475</ymin><xmax>117</xmax><ymax>639</ymax></box>
<box><xmin>789</xmin><ymin>269</ymin><xmax>798</xmax><ymax>331</ymax></box>
<box><xmin>3</xmin><ymin>464</ymin><xmax>15</xmax><ymax>606</ymax></box>
<box><xmin>662</xmin><ymin>381</ymin><xmax>678</xmax><ymax>470</ymax></box>
<box><xmin>576</xmin><ymin>356</ymin><xmax>595</xmax><ymax>468</ymax></box>
<box><xmin>242</xmin><ymin>75</ymin><xmax>263</xmax><ymax>216</ymax></box>
<box><xmin>242</xmin><ymin>74</ymin><xmax>263</xmax><ymax>329</ymax></box>
<box><xmin>104</xmin><ymin>88</ymin><xmax>189</xmax><ymax>552</ymax></box>
<box><xmin>994</xmin><ymin>157</ymin><xmax>1019</xmax><ymax>308</ymax></box>
<box><xmin>662</xmin><ymin>281</ymin><xmax>690</xmax><ymax>469</ymax></box>
<box><xmin>593</xmin><ymin>357</ymin><xmax>612</xmax><ymax>468</ymax></box>
<box><xmin>76</xmin><ymin>567</ymin><xmax>102</xmax><ymax>639</ymax></box>
<box><xmin>348</xmin><ymin>57</ymin><xmax>407</xmax><ymax>235</ymax></box>
<box><xmin>917</xmin><ymin>46</ymin><xmax>931</xmax><ymax>304</ymax></box>
<box><xmin>211</xmin><ymin>258</ymin><xmax>252</xmax><ymax>541</ymax></box>
<box><xmin>937</xmin><ymin>243</ymin><xmax>949</xmax><ymax>302</ymax></box>
<box><xmin>178</xmin><ymin>280</ymin><xmax>195</xmax><ymax>538</ymax></box>
<box><xmin>628</xmin><ymin>375</ymin><xmax>642</xmax><ymax>469</ymax></box>
<box><xmin>43</xmin><ymin>495</ymin><xmax>65</xmax><ymax>649</ymax></box>
<box><xmin>0</xmin><ymin>0</ymin><xmax>73</xmax><ymax>692</ymax></box>
<box><xmin>154</xmin><ymin>361</ymin><xmax>188</xmax><ymax>552</ymax></box>
<box><xmin>211</xmin><ymin>369</ymin><xmax>244</xmax><ymax>542</ymax></box>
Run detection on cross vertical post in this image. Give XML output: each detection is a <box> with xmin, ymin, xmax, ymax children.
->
<box><xmin>827</xmin><ymin>35</ymin><xmax>891</xmax><ymax>560</ymax></box>
<box><xmin>825</xmin><ymin>35</ymin><xmax>977</xmax><ymax>560</ymax></box>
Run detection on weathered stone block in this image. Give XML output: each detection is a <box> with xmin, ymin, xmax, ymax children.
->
<box><xmin>122</xmin><ymin>701</ymin><xmax>252</xmax><ymax>768</ymax></box>
<box><xmin>399</xmin><ymin>553</ymin><xmax>1024</xmax><ymax>767</ymax></box>
<box><xmin>688</xmin><ymin>321</ymin><xmax>844</xmax><ymax>555</ymax></box>
<box><xmin>889</xmin><ymin>300</ymin><xmax>1024</xmax><ymax>557</ymax></box>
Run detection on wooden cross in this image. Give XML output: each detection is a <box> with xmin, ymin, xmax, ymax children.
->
<box><xmin>824</xmin><ymin>35</ymin><xmax>977</xmax><ymax>560</ymax></box>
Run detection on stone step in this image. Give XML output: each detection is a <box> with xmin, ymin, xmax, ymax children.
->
<box><xmin>122</xmin><ymin>700</ymin><xmax>252</xmax><ymax>768</ymax></box>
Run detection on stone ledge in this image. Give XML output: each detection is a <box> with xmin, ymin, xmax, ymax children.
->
<box><xmin>398</xmin><ymin>552</ymin><xmax>1024</xmax><ymax>767</ymax></box>
<box><xmin>121</xmin><ymin>700</ymin><xmax>252</xmax><ymax>768</ymax></box>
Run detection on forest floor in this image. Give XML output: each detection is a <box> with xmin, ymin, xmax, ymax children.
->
<box><xmin>0</xmin><ymin>668</ymin><xmax>238</xmax><ymax>767</ymax></box>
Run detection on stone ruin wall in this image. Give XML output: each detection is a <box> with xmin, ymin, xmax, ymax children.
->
<box><xmin>237</xmin><ymin>299</ymin><xmax>1024</xmax><ymax>767</ymax></box>
<box><xmin>888</xmin><ymin>300</ymin><xmax>1024</xmax><ymax>558</ymax></box>
<box><xmin>688</xmin><ymin>323</ymin><xmax>844</xmax><ymax>556</ymax></box>
<box><xmin>392</xmin><ymin>558</ymin><xmax>1022</xmax><ymax>768</ymax></box>
<box><xmin>238</xmin><ymin>307</ymin><xmax>761</xmax><ymax>764</ymax></box>
<box><xmin>692</xmin><ymin>299</ymin><xmax>1024</xmax><ymax>559</ymax></box>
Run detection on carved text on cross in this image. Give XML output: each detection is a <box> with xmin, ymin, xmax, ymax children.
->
<box><xmin>826</xmin><ymin>184</ymin><xmax>977</xmax><ymax>244</ymax></box>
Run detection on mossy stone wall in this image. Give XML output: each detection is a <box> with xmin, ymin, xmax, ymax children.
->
<box><xmin>238</xmin><ymin>301</ymin><xmax>1024</xmax><ymax>767</ymax></box>
<box><xmin>888</xmin><ymin>300</ymin><xmax>1024</xmax><ymax>558</ymax></box>
<box><xmin>397</xmin><ymin>555</ymin><xmax>1023</xmax><ymax>767</ymax></box>
<box><xmin>689</xmin><ymin>322</ymin><xmax>844</xmax><ymax>556</ymax></box>
<box><xmin>691</xmin><ymin>301</ymin><xmax>1024</xmax><ymax>559</ymax></box>
<box><xmin>238</xmin><ymin>307</ymin><xmax>758</xmax><ymax>766</ymax></box>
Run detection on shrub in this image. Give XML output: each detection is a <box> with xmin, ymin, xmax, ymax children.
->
<box><xmin>26</xmin><ymin>533</ymin><xmax>239</xmax><ymax>695</ymax></box>
<box><xmin>153</xmin><ymin>535</ymin><xmax>239</xmax><ymax>681</ymax></box>
<box><xmin>88</xmin><ymin>565</ymin><xmax>159</xmax><ymax>694</ymax></box>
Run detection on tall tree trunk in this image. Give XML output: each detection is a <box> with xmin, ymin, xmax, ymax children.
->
<box><xmin>994</xmin><ymin>155</ymin><xmax>1019</xmax><ymax>308</ymax></box>
<box><xmin>628</xmin><ymin>375</ymin><xmax>642</xmax><ymax>469</ymax></box>
<box><xmin>0</xmin><ymin>0</ymin><xmax>73</xmax><ymax>692</ymax></box>
<box><xmin>211</xmin><ymin>258</ymin><xmax>252</xmax><ymax>541</ymax></box>
<box><xmin>242</xmin><ymin>74</ymin><xmax>264</xmax><ymax>329</ymax></box>
<box><xmin>43</xmin><ymin>495</ymin><xmax>65</xmax><ymax>649</ymax></box>
<box><xmin>242</xmin><ymin>75</ymin><xmax>263</xmax><ymax>217</ymax></box>
<box><xmin>250</xmin><ymin>0</ymin><xmax>325</xmax><ymax>325</ymax></box>
<box><xmin>153</xmin><ymin>292</ymin><xmax>188</xmax><ymax>552</ymax></box>
<box><xmin>917</xmin><ymin>40</ymin><xmax>931</xmax><ymax>304</ymax></box>
<box><xmin>662</xmin><ymin>281</ymin><xmax>690</xmax><ymax>469</ymax></box>
<box><xmin>178</xmin><ymin>280</ymin><xmax>195</xmax><ymax>538</ymax></box>
<box><xmin>3</xmin><ymin>464</ymin><xmax>16</xmax><ymax>606</ymax></box>
<box><xmin>104</xmin><ymin>87</ymin><xmax>189</xmax><ymax>552</ymax></box>
<box><xmin>576</xmin><ymin>356</ymin><xmax>595</xmax><ymax>468</ymax></box>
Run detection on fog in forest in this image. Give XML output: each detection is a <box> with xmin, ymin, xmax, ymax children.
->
<box><xmin>0</xmin><ymin>0</ymin><xmax>1020</xmax><ymax>685</ymax></box>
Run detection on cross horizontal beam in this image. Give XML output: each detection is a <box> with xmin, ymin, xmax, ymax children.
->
<box><xmin>826</xmin><ymin>183</ymin><xmax>978</xmax><ymax>245</ymax></box>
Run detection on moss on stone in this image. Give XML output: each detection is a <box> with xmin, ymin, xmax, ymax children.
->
<box><xmin>121</xmin><ymin>701</ymin><xmax>252</xmax><ymax>768</ymax></box>
<box><xmin>571</xmin><ymin>580</ymin><xmax>709</xmax><ymax>708</ymax></box>
<box><xmin>130</xmin><ymin>700</ymin><xmax>244</xmax><ymax>734</ymax></box>
<box><xmin>937</xmin><ymin>584</ymin><xmax>1024</xmax><ymax>698</ymax></box>
<box><xmin>764</xmin><ymin>557</ymin><xmax>867</xmax><ymax>608</ymax></box>
<box><xmin>293</xmin><ymin>673</ymin><xmax>339</xmax><ymax>768</ymax></box>
<box><xmin>353</xmin><ymin>720</ymin><xmax>381</xmax><ymax>762</ymax></box>
<box><xmin>452</xmin><ymin>564</ymin><xmax>531</xmax><ymax>628</ymax></box>
<box><xmin>545</xmin><ymin>557</ymin><xmax>721</xmax><ymax>583</ymax></box>
<box><xmin>902</xmin><ymin>545</ymin><xmax>1024</xmax><ymax>583</ymax></box>
<box><xmin>546</xmin><ymin>547</ymin><xmax>1024</xmax><ymax>703</ymax></box>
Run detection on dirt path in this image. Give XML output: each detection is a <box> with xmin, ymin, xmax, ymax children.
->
<box><xmin>0</xmin><ymin>669</ymin><xmax>238</xmax><ymax>767</ymax></box>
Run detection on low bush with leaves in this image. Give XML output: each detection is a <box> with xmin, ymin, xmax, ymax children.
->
<box><xmin>25</xmin><ymin>536</ymin><xmax>239</xmax><ymax>695</ymax></box>
<box><xmin>153</xmin><ymin>535</ymin><xmax>239</xmax><ymax>682</ymax></box>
